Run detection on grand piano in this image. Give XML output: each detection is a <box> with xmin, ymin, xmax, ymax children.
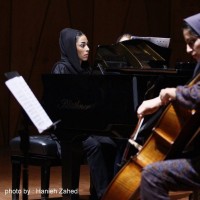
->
<box><xmin>43</xmin><ymin>39</ymin><xmax>195</xmax><ymax>135</ymax></box>
<box><xmin>41</xmin><ymin>38</ymin><xmax>195</xmax><ymax>199</ymax></box>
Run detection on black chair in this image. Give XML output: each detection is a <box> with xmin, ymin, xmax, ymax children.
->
<box><xmin>10</xmin><ymin>133</ymin><xmax>61</xmax><ymax>200</ymax></box>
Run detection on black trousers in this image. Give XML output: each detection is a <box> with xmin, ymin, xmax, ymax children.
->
<box><xmin>82</xmin><ymin>136</ymin><xmax>127</xmax><ymax>199</ymax></box>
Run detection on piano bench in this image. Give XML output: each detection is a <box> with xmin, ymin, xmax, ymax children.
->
<box><xmin>10</xmin><ymin>135</ymin><xmax>61</xmax><ymax>200</ymax></box>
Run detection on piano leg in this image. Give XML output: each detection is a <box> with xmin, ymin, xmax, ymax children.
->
<box><xmin>60</xmin><ymin>140</ymin><xmax>83</xmax><ymax>200</ymax></box>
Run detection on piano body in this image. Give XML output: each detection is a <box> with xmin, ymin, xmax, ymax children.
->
<box><xmin>42</xmin><ymin>39</ymin><xmax>195</xmax><ymax>137</ymax></box>
<box><xmin>41</xmin><ymin>39</ymin><xmax>195</xmax><ymax>199</ymax></box>
<box><xmin>94</xmin><ymin>38</ymin><xmax>195</xmax><ymax>103</ymax></box>
<box><xmin>42</xmin><ymin>74</ymin><xmax>137</xmax><ymax>138</ymax></box>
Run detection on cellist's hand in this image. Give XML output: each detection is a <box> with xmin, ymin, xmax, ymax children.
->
<box><xmin>137</xmin><ymin>88</ymin><xmax>177</xmax><ymax>118</ymax></box>
<box><xmin>159</xmin><ymin>88</ymin><xmax>176</xmax><ymax>105</ymax></box>
<box><xmin>137</xmin><ymin>97</ymin><xmax>162</xmax><ymax>117</ymax></box>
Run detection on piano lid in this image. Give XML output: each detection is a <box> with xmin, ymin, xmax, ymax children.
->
<box><xmin>94</xmin><ymin>39</ymin><xmax>171</xmax><ymax>70</ymax></box>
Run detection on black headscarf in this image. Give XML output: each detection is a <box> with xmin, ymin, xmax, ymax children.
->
<box><xmin>184</xmin><ymin>13</ymin><xmax>200</xmax><ymax>36</ymax></box>
<box><xmin>52</xmin><ymin>28</ymin><xmax>91</xmax><ymax>74</ymax></box>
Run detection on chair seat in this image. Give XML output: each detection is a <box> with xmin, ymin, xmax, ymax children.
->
<box><xmin>10</xmin><ymin>135</ymin><xmax>60</xmax><ymax>158</ymax></box>
<box><xmin>10</xmin><ymin>134</ymin><xmax>62</xmax><ymax>200</ymax></box>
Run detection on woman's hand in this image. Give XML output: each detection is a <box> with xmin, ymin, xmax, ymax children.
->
<box><xmin>137</xmin><ymin>88</ymin><xmax>176</xmax><ymax>118</ymax></box>
<box><xmin>137</xmin><ymin>97</ymin><xmax>162</xmax><ymax>117</ymax></box>
<box><xmin>159</xmin><ymin>88</ymin><xmax>176</xmax><ymax>105</ymax></box>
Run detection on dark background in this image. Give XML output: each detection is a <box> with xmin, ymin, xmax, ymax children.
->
<box><xmin>0</xmin><ymin>0</ymin><xmax>200</xmax><ymax>147</ymax></box>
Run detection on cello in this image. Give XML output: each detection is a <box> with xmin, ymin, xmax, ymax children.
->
<box><xmin>101</xmin><ymin>74</ymin><xmax>200</xmax><ymax>200</ymax></box>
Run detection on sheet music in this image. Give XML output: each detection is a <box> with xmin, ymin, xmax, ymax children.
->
<box><xmin>5</xmin><ymin>76</ymin><xmax>53</xmax><ymax>133</ymax></box>
<box><xmin>132</xmin><ymin>36</ymin><xmax>170</xmax><ymax>48</ymax></box>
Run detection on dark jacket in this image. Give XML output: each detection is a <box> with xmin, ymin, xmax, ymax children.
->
<box><xmin>176</xmin><ymin>62</ymin><xmax>200</xmax><ymax>110</ymax></box>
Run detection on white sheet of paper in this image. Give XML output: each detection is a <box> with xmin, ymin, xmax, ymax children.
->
<box><xmin>5</xmin><ymin>76</ymin><xmax>53</xmax><ymax>133</ymax></box>
<box><xmin>132</xmin><ymin>36</ymin><xmax>170</xmax><ymax>48</ymax></box>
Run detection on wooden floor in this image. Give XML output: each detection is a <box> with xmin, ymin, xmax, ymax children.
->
<box><xmin>0</xmin><ymin>147</ymin><xmax>192</xmax><ymax>200</ymax></box>
<box><xmin>0</xmin><ymin>147</ymin><xmax>90</xmax><ymax>200</ymax></box>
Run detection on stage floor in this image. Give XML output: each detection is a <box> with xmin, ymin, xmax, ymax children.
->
<box><xmin>0</xmin><ymin>147</ymin><xmax>191</xmax><ymax>200</ymax></box>
<box><xmin>0</xmin><ymin>147</ymin><xmax>90</xmax><ymax>200</ymax></box>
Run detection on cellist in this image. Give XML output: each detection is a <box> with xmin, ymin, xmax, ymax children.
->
<box><xmin>137</xmin><ymin>13</ymin><xmax>200</xmax><ymax>200</ymax></box>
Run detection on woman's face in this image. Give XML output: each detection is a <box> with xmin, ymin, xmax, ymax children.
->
<box><xmin>183</xmin><ymin>28</ymin><xmax>200</xmax><ymax>61</ymax></box>
<box><xmin>76</xmin><ymin>35</ymin><xmax>89</xmax><ymax>63</ymax></box>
